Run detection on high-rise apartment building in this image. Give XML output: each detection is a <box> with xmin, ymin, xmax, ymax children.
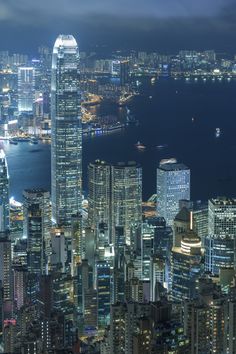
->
<box><xmin>184</xmin><ymin>277</ymin><xmax>226</xmax><ymax>354</ymax></box>
<box><xmin>18</xmin><ymin>67</ymin><xmax>35</xmax><ymax>114</ymax></box>
<box><xmin>51</xmin><ymin>34</ymin><xmax>82</xmax><ymax>226</ymax></box>
<box><xmin>157</xmin><ymin>159</ymin><xmax>190</xmax><ymax>226</ymax></box>
<box><xmin>0</xmin><ymin>150</ymin><xmax>9</xmax><ymax>232</ymax></box>
<box><xmin>205</xmin><ymin>197</ymin><xmax>236</xmax><ymax>275</ymax></box>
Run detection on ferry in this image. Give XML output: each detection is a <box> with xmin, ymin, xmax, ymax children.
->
<box><xmin>215</xmin><ymin>128</ymin><xmax>221</xmax><ymax>138</ymax></box>
<box><xmin>29</xmin><ymin>137</ymin><xmax>38</xmax><ymax>145</ymax></box>
<box><xmin>135</xmin><ymin>141</ymin><xmax>146</xmax><ymax>151</ymax></box>
<box><xmin>156</xmin><ymin>144</ymin><xmax>168</xmax><ymax>150</ymax></box>
<box><xmin>9</xmin><ymin>139</ymin><xmax>18</xmax><ymax>145</ymax></box>
<box><xmin>151</xmin><ymin>77</ymin><xmax>156</xmax><ymax>85</ymax></box>
<box><xmin>14</xmin><ymin>137</ymin><xmax>30</xmax><ymax>142</ymax></box>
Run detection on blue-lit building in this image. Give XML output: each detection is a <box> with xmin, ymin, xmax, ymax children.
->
<box><xmin>157</xmin><ymin>159</ymin><xmax>190</xmax><ymax>226</ymax></box>
<box><xmin>111</xmin><ymin>162</ymin><xmax>142</xmax><ymax>245</ymax></box>
<box><xmin>51</xmin><ymin>35</ymin><xmax>82</xmax><ymax>226</ymax></box>
<box><xmin>205</xmin><ymin>198</ymin><xmax>236</xmax><ymax>275</ymax></box>
<box><xmin>171</xmin><ymin>230</ymin><xmax>203</xmax><ymax>302</ymax></box>
<box><xmin>96</xmin><ymin>261</ymin><xmax>111</xmax><ymax>328</ymax></box>
<box><xmin>0</xmin><ymin>150</ymin><xmax>9</xmax><ymax>232</ymax></box>
<box><xmin>23</xmin><ymin>189</ymin><xmax>50</xmax><ymax>275</ymax></box>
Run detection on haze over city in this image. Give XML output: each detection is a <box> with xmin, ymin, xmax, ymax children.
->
<box><xmin>1</xmin><ymin>0</ymin><xmax>236</xmax><ymax>52</ymax></box>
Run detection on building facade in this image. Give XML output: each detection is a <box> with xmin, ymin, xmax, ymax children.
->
<box><xmin>18</xmin><ymin>67</ymin><xmax>35</xmax><ymax>114</ymax></box>
<box><xmin>111</xmin><ymin>162</ymin><xmax>142</xmax><ymax>245</ymax></box>
<box><xmin>205</xmin><ymin>198</ymin><xmax>236</xmax><ymax>275</ymax></box>
<box><xmin>23</xmin><ymin>189</ymin><xmax>51</xmax><ymax>274</ymax></box>
<box><xmin>51</xmin><ymin>34</ymin><xmax>82</xmax><ymax>226</ymax></box>
<box><xmin>157</xmin><ymin>160</ymin><xmax>190</xmax><ymax>226</ymax></box>
<box><xmin>0</xmin><ymin>150</ymin><xmax>9</xmax><ymax>232</ymax></box>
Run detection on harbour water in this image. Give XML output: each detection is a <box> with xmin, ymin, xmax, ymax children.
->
<box><xmin>3</xmin><ymin>77</ymin><xmax>236</xmax><ymax>202</ymax></box>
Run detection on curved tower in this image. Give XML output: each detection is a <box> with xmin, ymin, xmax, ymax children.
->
<box><xmin>51</xmin><ymin>35</ymin><xmax>82</xmax><ymax>226</ymax></box>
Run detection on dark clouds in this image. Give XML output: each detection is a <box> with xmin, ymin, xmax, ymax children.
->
<box><xmin>1</xmin><ymin>0</ymin><xmax>236</xmax><ymax>53</ymax></box>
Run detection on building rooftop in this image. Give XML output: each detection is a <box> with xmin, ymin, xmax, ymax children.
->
<box><xmin>53</xmin><ymin>35</ymin><xmax>77</xmax><ymax>49</ymax></box>
<box><xmin>158</xmin><ymin>162</ymin><xmax>189</xmax><ymax>171</ymax></box>
<box><xmin>175</xmin><ymin>207</ymin><xmax>190</xmax><ymax>222</ymax></box>
<box><xmin>210</xmin><ymin>197</ymin><xmax>236</xmax><ymax>206</ymax></box>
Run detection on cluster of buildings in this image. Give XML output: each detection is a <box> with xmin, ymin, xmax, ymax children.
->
<box><xmin>0</xmin><ymin>35</ymin><xmax>236</xmax><ymax>354</ymax></box>
<box><xmin>1</xmin><ymin>46</ymin><xmax>236</xmax><ymax>141</ymax></box>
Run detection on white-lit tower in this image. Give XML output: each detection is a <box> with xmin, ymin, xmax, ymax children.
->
<box><xmin>51</xmin><ymin>35</ymin><xmax>82</xmax><ymax>226</ymax></box>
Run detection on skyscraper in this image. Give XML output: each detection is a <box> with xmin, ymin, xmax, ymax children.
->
<box><xmin>120</xmin><ymin>60</ymin><xmax>130</xmax><ymax>86</ymax></box>
<box><xmin>0</xmin><ymin>232</ymin><xmax>12</xmax><ymax>303</ymax></box>
<box><xmin>88</xmin><ymin>160</ymin><xmax>111</xmax><ymax>232</ymax></box>
<box><xmin>51</xmin><ymin>34</ymin><xmax>82</xmax><ymax>226</ymax></box>
<box><xmin>23</xmin><ymin>189</ymin><xmax>51</xmax><ymax>274</ymax></box>
<box><xmin>18</xmin><ymin>67</ymin><xmax>35</xmax><ymax>114</ymax></box>
<box><xmin>0</xmin><ymin>150</ymin><xmax>9</xmax><ymax>232</ymax></box>
<box><xmin>111</xmin><ymin>162</ymin><xmax>142</xmax><ymax>245</ymax></box>
<box><xmin>0</xmin><ymin>149</ymin><xmax>9</xmax><ymax>232</ymax></box>
<box><xmin>171</xmin><ymin>230</ymin><xmax>203</xmax><ymax>302</ymax></box>
<box><xmin>156</xmin><ymin>159</ymin><xmax>190</xmax><ymax>226</ymax></box>
<box><xmin>205</xmin><ymin>197</ymin><xmax>236</xmax><ymax>275</ymax></box>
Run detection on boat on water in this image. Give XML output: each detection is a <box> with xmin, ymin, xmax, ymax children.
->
<box><xmin>29</xmin><ymin>137</ymin><xmax>38</xmax><ymax>145</ymax></box>
<box><xmin>9</xmin><ymin>139</ymin><xmax>18</xmax><ymax>145</ymax></box>
<box><xmin>151</xmin><ymin>77</ymin><xmax>156</xmax><ymax>84</ymax></box>
<box><xmin>156</xmin><ymin>144</ymin><xmax>168</xmax><ymax>150</ymax></box>
<box><xmin>215</xmin><ymin>128</ymin><xmax>221</xmax><ymax>138</ymax></box>
<box><xmin>135</xmin><ymin>141</ymin><xmax>146</xmax><ymax>151</ymax></box>
<box><xmin>14</xmin><ymin>137</ymin><xmax>30</xmax><ymax>142</ymax></box>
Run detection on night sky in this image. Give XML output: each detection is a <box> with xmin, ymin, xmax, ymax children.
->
<box><xmin>1</xmin><ymin>0</ymin><xmax>236</xmax><ymax>53</ymax></box>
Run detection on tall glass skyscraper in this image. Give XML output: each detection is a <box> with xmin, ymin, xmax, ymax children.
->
<box><xmin>111</xmin><ymin>162</ymin><xmax>142</xmax><ymax>245</ymax></box>
<box><xmin>18</xmin><ymin>67</ymin><xmax>35</xmax><ymax>114</ymax></box>
<box><xmin>88</xmin><ymin>160</ymin><xmax>111</xmax><ymax>232</ymax></box>
<box><xmin>51</xmin><ymin>35</ymin><xmax>82</xmax><ymax>226</ymax></box>
<box><xmin>156</xmin><ymin>159</ymin><xmax>190</xmax><ymax>226</ymax></box>
<box><xmin>0</xmin><ymin>150</ymin><xmax>9</xmax><ymax>232</ymax></box>
<box><xmin>205</xmin><ymin>197</ymin><xmax>236</xmax><ymax>275</ymax></box>
<box><xmin>171</xmin><ymin>230</ymin><xmax>203</xmax><ymax>302</ymax></box>
<box><xmin>23</xmin><ymin>189</ymin><xmax>51</xmax><ymax>274</ymax></box>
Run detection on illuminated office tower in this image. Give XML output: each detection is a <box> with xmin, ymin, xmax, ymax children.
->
<box><xmin>0</xmin><ymin>150</ymin><xmax>9</xmax><ymax>232</ymax></box>
<box><xmin>71</xmin><ymin>213</ymin><xmax>83</xmax><ymax>273</ymax></box>
<box><xmin>111</xmin><ymin>162</ymin><xmax>142</xmax><ymax>245</ymax></box>
<box><xmin>150</xmin><ymin>255</ymin><xmax>166</xmax><ymax>301</ymax></box>
<box><xmin>120</xmin><ymin>60</ymin><xmax>130</xmax><ymax>85</ymax></box>
<box><xmin>141</xmin><ymin>222</ymin><xmax>154</xmax><ymax>280</ymax></box>
<box><xmin>171</xmin><ymin>230</ymin><xmax>203</xmax><ymax>302</ymax></box>
<box><xmin>23</xmin><ymin>189</ymin><xmax>50</xmax><ymax>274</ymax></box>
<box><xmin>13</xmin><ymin>265</ymin><xmax>27</xmax><ymax>311</ymax></box>
<box><xmin>96</xmin><ymin>261</ymin><xmax>111</xmax><ymax>328</ymax></box>
<box><xmin>205</xmin><ymin>198</ymin><xmax>236</xmax><ymax>275</ymax></box>
<box><xmin>18</xmin><ymin>67</ymin><xmax>35</xmax><ymax>114</ymax></box>
<box><xmin>51</xmin><ymin>34</ymin><xmax>82</xmax><ymax>226</ymax></box>
<box><xmin>88</xmin><ymin>160</ymin><xmax>111</xmax><ymax>232</ymax></box>
<box><xmin>157</xmin><ymin>159</ymin><xmax>190</xmax><ymax>226</ymax></box>
<box><xmin>0</xmin><ymin>232</ymin><xmax>12</xmax><ymax>302</ymax></box>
